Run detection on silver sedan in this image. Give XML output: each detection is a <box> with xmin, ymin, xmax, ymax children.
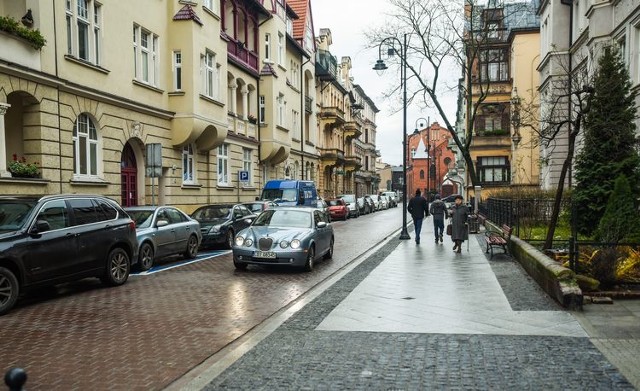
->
<box><xmin>124</xmin><ymin>206</ymin><xmax>202</xmax><ymax>271</ymax></box>
<box><xmin>232</xmin><ymin>207</ymin><xmax>334</xmax><ymax>272</ymax></box>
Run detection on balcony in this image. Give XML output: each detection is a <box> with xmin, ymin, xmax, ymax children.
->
<box><xmin>344</xmin><ymin>155</ymin><xmax>362</xmax><ymax>171</ymax></box>
<box><xmin>470</xmin><ymin>132</ymin><xmax>511</xmax><ymax>149</ymax></box>
<box><xmin>0</xmin><ymin>30</ymin><xmax>41</xmax><ymax>70</ymax></box>
<box><xmin>316</xmin><ymin>49</ymin><xmax>337</xmax><ymax>81</ymax></box>
<box><xmin>318</xmin><ymin>147</ymin><xmax>345</xmax><ymax>167</ymax></box>
<box><xmin>227</xmin><ymin>39</ymin><xmax>259</xmax><ymax>73</ymax></box>
<box><xmin>227</xmin><ymin>114</ymin><xmax>257</xmax><ymax>139</ymax></box>
<box><xmin>319</xmin><ymin>106</ymin><xmax>345</xmax><ymax>131</ymax></box>
<box><xmin>343</xmin><ymin>121</ymin><xmax>362</xmax><ymax>140</ymax></box>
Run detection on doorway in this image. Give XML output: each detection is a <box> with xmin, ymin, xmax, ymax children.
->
<box><xmin>121</xmin><ymin>142</ymin><xmax>137</xmax><ymax>207</ymax></box>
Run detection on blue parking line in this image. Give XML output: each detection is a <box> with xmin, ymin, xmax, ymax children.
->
<box><xmin>132</xmin><ymin>250</ymin><xmax>231</xmax><ymax>276</ymax></box>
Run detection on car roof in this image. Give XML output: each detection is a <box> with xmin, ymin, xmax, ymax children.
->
<box><xmin>124</xmin><ymin>206</ymin><xmax>162</xmax><ymax>211</ymax></box>
<box><xmin>195</xmin><ymin>203</ymin><xmax>239</xmax><ymax>209</ymax></box>
<box><xmin>0</xmin><ymin>194</ymin><xmax>106</xmax><ymax>202</ymax></box>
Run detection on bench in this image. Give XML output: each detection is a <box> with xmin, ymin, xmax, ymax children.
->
<box><xmin>484</xmin><ymin>224</ymin><xmax>512</xmax><ymax>257</ymax></box>
<box><xmin>476</xmin><ymin>214</ymin><xmax>487</xmax><ymax>227</ymax></box>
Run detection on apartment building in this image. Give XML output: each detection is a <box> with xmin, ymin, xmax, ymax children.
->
<box><xmin>538</xmin><ymin>0</ymin><xmax>640</xmax><ymax>190</ymax></box>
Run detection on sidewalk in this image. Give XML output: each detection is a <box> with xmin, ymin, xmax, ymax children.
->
<box><xmin>194</xmin><ymin>221</ymin><xmax>637</xmax><ymax>390</ymax></box>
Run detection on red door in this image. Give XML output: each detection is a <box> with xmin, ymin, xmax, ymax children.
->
<box><xmin>121</xmin><ymin>143</ymin><xmax>137</xmax><ymax>207</ymax></box>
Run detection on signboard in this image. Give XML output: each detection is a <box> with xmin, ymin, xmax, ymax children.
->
<box><xmin>238</xmin><ymin>170</ymin><xmax>249</xmax><ymax>183</ymax></box>
<box><xmin>145</xmin><ymin>143</ymin><xmax>162</xmax><ymax>178</ymax></box>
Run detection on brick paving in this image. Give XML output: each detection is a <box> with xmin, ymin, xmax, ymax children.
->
<box><xmin>0</xmin><ymin>209</ymin><xmax>402</xmax><ymax>390</ymax></box>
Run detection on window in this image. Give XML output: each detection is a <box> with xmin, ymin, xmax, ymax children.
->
<box><xmin>133</xmin><ymin>25</ymin><xmax>159</xmax><ymax>86</ymax></box>
<box><xmin>480</xmin><ymin>49</ymin><xmax>508</xmax><ymax>82</ymax></box>
<box><xmin>73</xmin><ymin>113</ymin><xmax>99</xmax><ymax>177</ymax></box>
<box><xmin>477</xmin><ymin>156</ymin><xmax>509</xmax><ymax>184</ymax></box>
<box><xmin>203</xmin><ymin>0</ymin><xmax>219</xmax><ymax>13</ymax></box>
<box><xmin>173</xmin><ymin>51</ymin><xmax>182</xmax><ymax>90</ymax></box>
<box><xmin>264</xmin><ymin>34</ymin><xmax>271</xmax><ymax>61</ymax></box>
<box><xmin>291</xmin><ymin>109</ymin><xmax>299</xmax><ymax>131</ymax></box>
<box><xmin>242</xmin><ymin>148</ymin><xmax>252</xmax><ymax>186</ymax></box>
<box><xmin>203</xmin><ymin>51</ymin><xmax>219</xmax><ymax>98</ymax></box>
<box><xmin>411</xmin><ymin>148</ymin><xmax>416</xmax><ymax>158</ymax></box>
<box><xmin>65</xmin><ymin>0</ymin><xmax>101</xmax><ymax>64</ymax></box>
<box><xmin>68</xmin><ymin>198</ymin><xmax>98</xmax><ymax>226</ymax></box>
<box><xmin>37</xmin><ymin>200</ymin><xmax>70</xmax><ymax>231</ymax></box>
<box><xmin>277</xmin><ymin>33</ymin><xmax>284</xmax><ymax>65</ymax></box>
<box><xmin>277</xmin><ymin>94</ymin><xmax>285</xmax><ymax>126</ymax></box>
<box><xmin>617</xmin><ymin>35</ymin><xmax>627</xmax><ymax>67</ymax></box>
<box><xmin>182</xmin><ymin>144</ymin><xmax>195</xmax><ymax>184</ymax></box>
<box><xmin>291</xmin><ymin>62</ymin><xmax>299</xmax><ymax>88</ymax></box>
<box><xmin>259</xmin><ymin>96</ymin><xmax>266</xmax><ymax>123</ymax></box>
<box><xmin>217</xmin><ymin>144</ymin><xmax>229</xmax><ymax>185</ymax></box>
<box><xmin>635</xmin><ymin>24</ymin><xmax>640</xmax><ymax>83</ymax></box>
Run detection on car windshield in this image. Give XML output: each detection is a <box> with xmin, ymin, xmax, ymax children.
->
<box><xmin>192</xmin><ymin>206</ymin><xmax>231</xmax><ymax>221</ymax></box>
<box><xmin>338</xmin><ymin>195</ymin><xmax>355</xmax><ymax>203</ymax></box>
<box><xmin>127</xmin><ymin>210</ymin><xmax>155</xmax><ymax>229</ymax></box>
<box><xmin>244</xmin><ymin>203</ymin><xmax>264</xmax><ymax>213</ymax></box>
<box><xmin>327</xmin><ymin>200</ymin><xmax>341</xmax><ymax>206</ymax></box>
<box><xmin>262</xmin><ymin>188</ymin><xmax>297</xmax><ymax>202</ymax></box>
<box><xmin>252</xmin><ymin>209</ymin><xmax>312</xmax><ymax>228</ymax></box>
<box><xmin>0</xmin><ymin>200</ymin><xmax>36</xmax><ymax>233</ymax></box>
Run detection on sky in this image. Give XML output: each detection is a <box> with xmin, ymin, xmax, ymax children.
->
<box><xmin>311</xmin><ymin>0</ymin><xmax>459</xmax><ymax>166</ymax></box>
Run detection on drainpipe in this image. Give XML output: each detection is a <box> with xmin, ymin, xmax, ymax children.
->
<box><xmin>301</xmin><ymin>55</ymin><xmax>310</xmax><ymax>180</ymax></box>
<box><xmin>53</xmin><ymin>1</ymin><xmax>63</xmax><ymax>194</ymax></box>
<box><xmin>560</xmin><ymin>0</ymin><xmax>573</xmax><ymax>188</ymax></box>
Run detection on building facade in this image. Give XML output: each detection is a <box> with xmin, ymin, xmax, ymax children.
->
<box><xmin>0</xmin><ymin>0</ymin><xmax>378</xmax><ymax>211</ymax></box>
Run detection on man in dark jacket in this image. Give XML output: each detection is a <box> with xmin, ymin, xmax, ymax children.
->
<box><xmin>407</xmin><ymin>188</ymin><xmax>429</xmax><ymax>244</ymax></box>
<box><xmin>429</xmin><ymin>194</ymin><xmax>446</xmax><ymax>244</ymax></box>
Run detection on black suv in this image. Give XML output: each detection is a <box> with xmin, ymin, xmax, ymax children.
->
<box><xmin>0</xmin><ymin>195</ymin><xmax>138</xmax><ymax>315</ymax></box>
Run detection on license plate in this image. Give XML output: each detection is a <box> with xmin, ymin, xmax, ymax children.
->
<box><xmin>254</xmin><ymin>251</ymin><xmax>276</xmax><ymax>259</ymax></box>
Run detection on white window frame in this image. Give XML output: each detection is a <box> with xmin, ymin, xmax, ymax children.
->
<box><xmin>65</xmin><ymin>0</ymin><xmax>102</xmax><ymax>65</ymax></box>
<box><xmin>277</xmin><ymin>94</ymin><xmax>285</xmax><ymax>126</ymax></box>
<box><xmin>217</xmin><ymin>144</ymin><xmax>229</xmax><ymax>186</ymax></box>
<box><xmin>277</xmin><ymin>33</ymin><xmax>284</xmax><ymax>65</ymax></box>
<box><xmin>182</xmin><ymin>144</ymin><xmax>195</xmax><ymax>184</ymax></box>
<box><xmin>133</xmin><ymin>25</ymin><xmax>159</xmax><ymax>86</ymax></box>
<box><xmin>203</xmin><ymin>50</ymin><xmax>219</xmax><ymax>98</ymax></box>
<box><xmin>291</xmin><ymin>109</ymin><xmax>299</xmax><ymax>132</ymax></box>
<box><xmin>264</xmin><ymin>33</ymin><xmax>271</xmax><ymax>61</ymax></box>
<box><xmin>242</xmin><ymin>148</ymin><xmax>252</xmax><ymax>186</ymax></box>
<box><xmin>73</xmin><ymin>113</ymin><xmax>100</xmax><ymax>178</ymax></box>
<box><xmin>173</xmin><ymin>51</ymin><xmax>182</xmax><ymax>91</ymax></box>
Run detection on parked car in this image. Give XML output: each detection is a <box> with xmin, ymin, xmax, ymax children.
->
<box><xmin>242</xmin><ymin>200</ymin><xmax>278</xmax><ymax>214</ymax></box>
<box><xmin>326</xmin><ymin>198</ymin><xmax>349</xmax><ymax>221</ymax></box>
<box><xmin>337</xmin><ymin>194</ymin><xmax>359</xmax><ymax>218</ymax></box>
<box><xmin>379</xmin><ymin>195</ymin><xmax>389</xmax><ymax>210</ymax></box>
<box><xmin>191</xmin><ymin>204</ymin><xmax>256</xmax><ymax>249</ymax></box>
<box><xmin>261</xmin><ymin>180</ymin><xmax>318</xmax><ymax>207</ymax></box>
<box><xmin>367</xmin><ymin>194</ymin><xmax>381</xmax><ymax>211</ymax></box>
<box><xmin>232</xmin><ymin>207</ymin><xmax>334</xmax><ymax>271</ymax></box>
<box><xmin>0</xmin><ymin>195</ymin><xmax>138</xmax><ymax>315</ymax></box>
<box><xmin>314</xmin><ymin>198</ymin><xmax>331</xmax><ymax>222</ymax></box>
<box><xmin>357</xmin><ymin>197</ymin><xmax>370</xmax><ymax>215</ymax></box>
<box><xmin>363</xmin><ymin>195</ymin><xmax>376</xmax><ymax>213</ymax></box>
<box><xmin>125</xmin><ymin>206</ymin><xmax>202</xmax><ymax>271</ymax></box>
<box><xmin>381</xmin><ymin>191</ymin><xmax>398</xmax><ymax>207</ymax></box>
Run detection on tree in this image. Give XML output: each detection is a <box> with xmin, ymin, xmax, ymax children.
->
<box><xmin>573</xmin><ymin>46</ymin><xmax>640</xmax><ymax>237</ymax></box>
<box><xmin>366</xmin><ymin>0</ymin><xmax>533</xmax><ymax>186</ymax></box>
<box><xmin>594</xmin><ymin>175</ymin><xmax>640</xmax><ymax>243</ymax></box>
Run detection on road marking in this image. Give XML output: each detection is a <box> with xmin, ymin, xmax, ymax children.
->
<box><xmin>131</xmin><ymin>250</ymin><xmax>231</xmax><ymax>276</ymax></box>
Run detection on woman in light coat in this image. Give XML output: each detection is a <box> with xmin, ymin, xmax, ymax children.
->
<box><xmin>449</xmin><ymin>194</ymin><xmax>470</xmax><ymax>253</ymax></box>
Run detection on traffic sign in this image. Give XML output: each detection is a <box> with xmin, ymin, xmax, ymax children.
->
<box><xmin>239</xmin><ymin>170</ymin><xmax>249</xmax><ymax>183</ymax></box>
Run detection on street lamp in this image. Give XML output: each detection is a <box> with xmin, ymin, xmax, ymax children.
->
<box><xmin>510</xmin><ymin>87</ymin><xmax>522</xmax><ymax>147</ymax></box>
<box><xmin>373</xmin><ymin>34</ymin><xmax>410</xmax><ymax>240</ymax></box>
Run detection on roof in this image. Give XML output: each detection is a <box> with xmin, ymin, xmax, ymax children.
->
<box><xmin>413</xmin><ymin>138</ymin><xmax>430</xmax><ymax>159</ymax></box>
<box><xmin>288</xmin><ymin>0</ymin><xmax>308</xmax><ymax>40</ymax></box>
<box><xmin>172</xmin><ymin>4</ymin><xmax>203</xmax><ymax>26</ymax></box>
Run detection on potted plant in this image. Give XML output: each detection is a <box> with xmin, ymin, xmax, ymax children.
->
<box><xmin>8</xmin><ymin>154</ymin><xmax>40</xmax><ymax>178</ymax></box>
<box><xmin>248</xmin><ymin>114</ymin><xmax>257</xmax><ymax>124</ymax></box>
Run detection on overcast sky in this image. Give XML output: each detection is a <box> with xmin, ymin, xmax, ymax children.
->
<box><xmin>311</xmin><ymin>0</ymin><xmax>459</xmax><ymax>166</ymax></box>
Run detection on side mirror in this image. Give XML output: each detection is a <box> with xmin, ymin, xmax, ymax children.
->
<box><xmin>316</xmin><ymin>221</ymin><xmax>327</xmax><ymax>228</ymax></box>
<box><xmin>30</xmin><ymin>219</ymin><xmax>51</xmax><ymax>234</ymax></box>
<box><xmin>244</xmin><ymin>218</ymin><xmax>253</xmax><ymax>224</ymax></box>
<box><xmin>156</xmin><ymin>219</ymin><xmax>169</xmax><ymax>228</ymax></box>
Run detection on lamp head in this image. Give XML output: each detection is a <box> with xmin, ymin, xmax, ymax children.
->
<box><xmin>373</xmin><ymin>60</ymin><xmax>388</xmax><ymax>76</ymax></box>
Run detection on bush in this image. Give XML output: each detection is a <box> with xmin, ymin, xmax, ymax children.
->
<box><xmin>0</xmin><ymin>16</ymin><xmax>46</xmax><ymax>49</ymax></box>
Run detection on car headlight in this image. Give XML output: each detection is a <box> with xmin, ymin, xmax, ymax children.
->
<box><xmin>210</xmin><ymin>225</ymin><xmax>221</xmax><ymax>233</ymax></box>
<box><xmin>235</xmin><ymin>236</ymin><xmax>244</xmax><ymax>246</ymax></box>
<box><xmin>290</xmin><ymin>239</ymin><xmax>301</xmax><ymax>249</ymax></box>
<box><xmin>244</xmin><ymin>238</ymin><xmax>253</xmax><ymax>247</ymax></box>
<box><xmin>279</xmin><ymin>240</ymin><xmax>290</xmax><ymax>248</ymax></box>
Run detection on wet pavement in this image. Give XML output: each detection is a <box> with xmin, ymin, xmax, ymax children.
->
<box><xmin>197</xmin><ymin>221</ymin><xmax>638</xmax><ymax>390</ymax></box>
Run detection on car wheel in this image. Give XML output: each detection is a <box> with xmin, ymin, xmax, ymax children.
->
<box><xmin>0</xmin><ymin>267</ymin><xmax>19</xmax><ymax>316</ymax></box>
<box><xmin>234</xmin><ymin>260</ymin><xmax>248</xmax><ymax>270</ymax></box>
<box><xmin>323</xmin><ymin>237</ymin><xmax>334</xmax><ymax>260</ymax></box>
<box><xmin>303</xmin><ymin>245</ymin><xmax>315</xmax><ymax>272</ymax></box>
<box><xmin>101</xmin><ymin>248</ymin><xmax>130</xmax><ymax>286</ymax></box>
<box><xmin>225</xmin><ymin>230</ymin><xmax>235</xmax><ymax>249</ymax></box>
<box><xmin>184</xmin><ymin>235</ymin><xmax>199</xmax><ymax>259</ymax></box>
<box><xmin>138</xmin><ymin>242</ymin><xmax>154</xmax><ymax>271</ymax></box>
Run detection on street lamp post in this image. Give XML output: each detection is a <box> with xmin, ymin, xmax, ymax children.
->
<box><xmin>373</xmin><ymin>34</ymin><xmax>410</xmax><ymax>240</ymax></box>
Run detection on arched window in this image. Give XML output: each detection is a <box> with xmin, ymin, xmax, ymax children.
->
<box><xmin>73</xmin><ymin>113</ymin><xmax>99</xmax><ymax>176</ymax></box>
<box><xmin>420</xmin><ymin>170</ymin><xmax>425</xmax><ymax>179</ymax></box>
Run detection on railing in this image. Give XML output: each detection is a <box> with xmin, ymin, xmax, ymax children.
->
<box><xmin>304</xmin><ymin>96</ymin><xmax>313</xmax><ymax>113</ymax></box>
<box><xmin>483</xmin><ymin>197</ymin><xmax>571</xmax><ymax>238</ymax></box>
<box><xmin>315</xmin><ymin>49</ymin><xmax>337</xmax><ymax>80</ymax></box>
<box><xmin>227</xmin><ymin>40</ymin><xmax>258</xmax><ymax>71</ymax></box>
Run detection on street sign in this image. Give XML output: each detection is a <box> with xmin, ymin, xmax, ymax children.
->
<box><xmin>239</xmin><ymin>170</ymin><xmax>249</xmax><ymax>183</ymax></box>
<box><xmin>145</xmin><ymin>143</ymin><xmax>162</xmax><ymax>178</ymax></box>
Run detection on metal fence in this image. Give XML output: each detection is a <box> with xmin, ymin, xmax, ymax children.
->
<box><xmin>481</xmin><ymin>197</ymin><xmax>571</xmax><ymax>237</ymax></box>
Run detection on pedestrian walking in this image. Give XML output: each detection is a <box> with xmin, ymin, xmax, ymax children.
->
<box><xmin>407</xmin><ymin>188</ymin><xmax>429</xmax><ymax>244</ymax></box>
<box><xmin>429</xmin><ymin>194</ymin><xmax>446</xmax><ymax>244</ymax></box>
<box><xmin>449</xmin><ymin>194</ymin><xmax>470</xmax><ymax>253</ymax></box>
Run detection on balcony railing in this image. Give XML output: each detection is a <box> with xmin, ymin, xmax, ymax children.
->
<box><xmin>305</xmin><ymin>96</ymin><xmax>313</xmax><ymax>114</ymax></box>
<box><xmin>316</xmin><ymin>49</ymin><xmax>337</xmax><ymax>80</ymax></box>
<box><xmin>227</xmin><ymin>39</ymin><xmax>259</xmax><ymax>72</ymax></box>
